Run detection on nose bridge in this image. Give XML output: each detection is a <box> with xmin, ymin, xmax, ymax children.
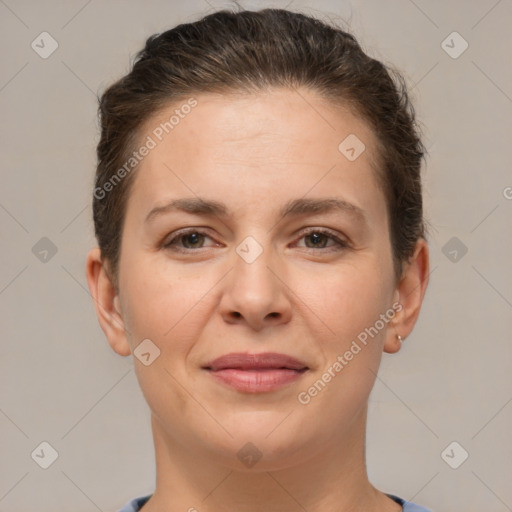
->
<box><xmin>233</xmin><ymin>234</ymin><xmax>278</xmax><ymax>301</ymax></box>
<box><xmin>221</xmin><ymin>234</ymin><xmax>291</xmax><ymax>328</ymax></box>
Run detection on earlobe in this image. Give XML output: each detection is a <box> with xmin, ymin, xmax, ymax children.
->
<box><xmin>384</xmin><ymin>333</ymin><xmax>404</xmax><ymax>354</ymax></box>
<box><xmin>384</xmin><ymin>239</ymin><xmax>430</xmax><ymax>354</ymax></box>
<box><xmin>85</xmin><ymin>248</ymin><xmax>132</xmax><ymax>357</ymax></box>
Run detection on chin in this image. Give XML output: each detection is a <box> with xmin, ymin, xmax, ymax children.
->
<box><xmin>195</xmin><ymin>415</ymin><xmax>318</xmax><ymax>471</ymax></box>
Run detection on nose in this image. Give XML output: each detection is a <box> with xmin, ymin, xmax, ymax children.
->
<box><xmin>219</xmin><ymin>243</ymin><xmax>292</xmax><ymax>331</ymax></box>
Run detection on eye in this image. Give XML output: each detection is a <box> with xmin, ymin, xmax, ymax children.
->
<box><xmin>294</xmin><ymin>228</ymin><xmax>349</xmax><ymax>251</ymax></box>
<box><xmin>162</xmin><ymin>227</ymin><xmax>349</xmax><ymax>254</ymax></box>
<box><xmin>163</xmin><ymin>229</ymin><xmax>216</xmax><ymax>252</ymax></box>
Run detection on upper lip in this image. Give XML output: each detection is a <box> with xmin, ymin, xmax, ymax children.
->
<box><xmin>203</xmin><ymin>352</ymin><xmax>309</xmax><ymax>371</ymax></box>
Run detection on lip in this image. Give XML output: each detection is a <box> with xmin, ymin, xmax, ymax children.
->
<box><xmin>202</xmin><ymin>352</ymin><xmax>309</xmax><ymax>393</ymax></box>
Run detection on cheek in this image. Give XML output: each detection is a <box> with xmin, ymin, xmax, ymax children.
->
<box><xmin>297</xmin><ymin>259</ymin><xmax>392</xmax><ymax>343</ymax></box>
<box><xmin>119</xmin><ymin>263</ymin><xmax>214</xmax><ymax>435</ymax></box>
<box><xmin>119</xmin><ymin>248</ymin><xmax>198</xmax><ymax>336</ymax></box>
<box><xmin>119</xmin><ymin>254</ymin><xmax>219</xmax><ymax>377</ymax></box>
<box><xmin>292</xmin><ymin>267</ymin><xmax>392</xmax><ymax>426</ymax></box>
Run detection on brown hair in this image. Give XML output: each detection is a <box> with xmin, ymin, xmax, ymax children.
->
<box><xmin>93</xmin><ymin>7</ymin><xmax>426</xmax><ymax>290</ymax></box>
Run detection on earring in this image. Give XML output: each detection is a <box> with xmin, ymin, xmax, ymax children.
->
<box><xmin>397</xmin><ymin>334</ymin><xmax>403</xmax><ymax>344</ymax></box>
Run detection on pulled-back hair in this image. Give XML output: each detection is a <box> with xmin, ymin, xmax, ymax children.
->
<box><xmin>93</xmin><ymin>7</ymin><xmax>426</xmax><ymax>289</ymax></box>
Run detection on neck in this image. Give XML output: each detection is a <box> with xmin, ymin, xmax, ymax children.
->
<box><xmin>141</xmin><ymin>406</ymin><xmax>399</xmax><ymax>512</ymax></box>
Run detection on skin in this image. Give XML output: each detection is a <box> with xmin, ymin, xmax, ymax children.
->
<box><xmin>86</xmin><ymin>87</ymin><xmax>429</xmax><ymax>512</ymax></box>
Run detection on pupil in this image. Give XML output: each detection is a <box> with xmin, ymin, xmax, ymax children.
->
<box><xmin>307</xmin><ymin>232</ymin><xmax>326</xmax><ymax>248</ymax></box>
<box><xmin>184</xmin><ymin>232</ymin><xmax>202</xmax><ymax>248</ymax></box>
<box><xmin>181</xmin><ymin>232</ymin><xmax>329</xmax><ymax>249</ymax></box>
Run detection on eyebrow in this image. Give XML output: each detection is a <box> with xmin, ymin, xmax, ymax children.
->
<box><xmin>145</xmin><ymin>196</ymin><xmax>368</xmax><ymax>226</ymax></box>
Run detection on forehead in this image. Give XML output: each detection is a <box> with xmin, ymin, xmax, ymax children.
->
<box><xmin>126</xmin><ymin>88</ymin><xmax>386</xmax><ymax>223</ymax></box>
<box><xmin>144</xmin><ymin>88</ymin><xmax>376</xmax><ymax>159</ymax></box>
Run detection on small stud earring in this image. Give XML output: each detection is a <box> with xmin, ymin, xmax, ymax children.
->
<box><xmin>397</xmin><ymin>334</ymin><xmax>403</xmax><ymax>344</ymax></box>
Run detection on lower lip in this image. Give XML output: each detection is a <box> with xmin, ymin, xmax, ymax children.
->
<box><xmin>206</xmin><ymin>368</ymin><xmax>307</xmax><ymax>393</ymax></box>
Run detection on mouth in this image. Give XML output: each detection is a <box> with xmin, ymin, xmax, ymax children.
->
<box><xmin>202</xmin><ymin>352</ymin><xmax>309</xmax><ymax>393</ymax></box>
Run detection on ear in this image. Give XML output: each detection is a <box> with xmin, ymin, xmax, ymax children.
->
<box><xmin>85</xmin><ymin>247</ymin><xmax>131</xmax><ymax>356</ymax></box>
<box><xmin>384</xmin><ymin>238</ymin><xmax>430</xmax><ymax>354</ymax></box>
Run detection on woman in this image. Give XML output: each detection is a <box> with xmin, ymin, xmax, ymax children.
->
<box><xmin>86</xmin><ymin>7</ymin><xmax>431</xmax><ymax>512</ymax></box>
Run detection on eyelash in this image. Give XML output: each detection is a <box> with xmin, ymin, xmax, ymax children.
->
<box><xmin>162</xmin><ymin>228</ymin><xmax>350</xmax><ymax>253</ymax></box>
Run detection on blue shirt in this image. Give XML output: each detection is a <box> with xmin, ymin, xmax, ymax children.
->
<box><xmin>117</xmin><ymin>493</ymin><xmax>432</xmax><ymax>511</ymax></box>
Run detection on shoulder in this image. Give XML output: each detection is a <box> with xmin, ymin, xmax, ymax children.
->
<box><xmin>119</xmin><ymin>493</ymin><xmax>433</xmax><ymax>512</ymax></box>
<box><xmin>116</xmin><ymin>494</ymin><xmax>152</xmax><ymax>512</ymax></box>
<box><xmin>387</xmin><ymin>493</ymin><xmax>433</xmax><ymax>512</ymax></box>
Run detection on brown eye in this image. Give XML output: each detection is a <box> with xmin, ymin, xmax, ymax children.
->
<box><xmin>304</xmin><ymin>232</ymin><xmax>329</xmax><ymax>248</ymax></box>
<box><xmin>163</xmin><ymin>230</ymin><xmax>214</xmax><ymax>252</ymax></box>
<box><xmin>180</xmin><ymin>232</ymin><xmax>205</xmax><ymax>249</ymax></box>
<box><xmin>294</xmin><ymin>228</ymin><xmax>349</xmax><ymax>252</ymax></box>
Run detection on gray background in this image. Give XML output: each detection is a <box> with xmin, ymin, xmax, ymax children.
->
<box><xmin>1</xmin><ymin>0</ymin><xmax>511</xmax><ymax>511</ymax></box>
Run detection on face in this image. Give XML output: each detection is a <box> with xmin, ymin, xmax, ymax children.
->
<box><xmin>103</xmin><ymin>88</ymin><xmax>409</xmax><ymax>469</ymax></box>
